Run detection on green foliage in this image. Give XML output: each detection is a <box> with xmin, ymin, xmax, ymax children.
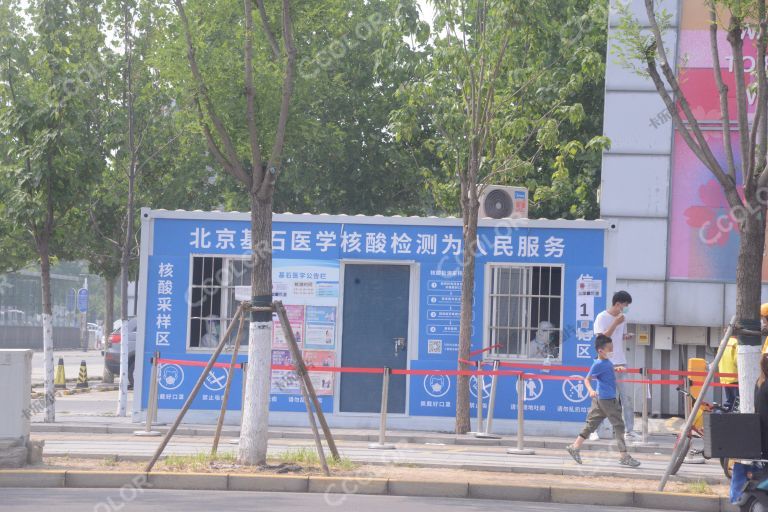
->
<box><xmin>391</xmin><ymin>0</ymin><xmax>609</xmax><ymax>219</ymax></box>
<box><xmin>275</xmin><ymin>0</ymin><xmax>440</xmax><ymax>215</ymax></box>
<box><xmin>0</xmin><ymin>0</ymin><xmax>611</xmax><ymax>270</ymax></box>
<box><xmin>0</xmin><ymin>0</ymin><xmax>108</xmax><ymax>259</ymax></box>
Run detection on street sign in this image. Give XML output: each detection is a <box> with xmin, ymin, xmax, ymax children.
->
<box><xmin>77</xmin><ymin>288</ymin><xmax>88</xmax><ymax>313</ymax></box>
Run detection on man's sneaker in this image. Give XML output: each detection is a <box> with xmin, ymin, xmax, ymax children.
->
<box><xmin>566</xmin><ymin>445</ymin><xmax>582</xmax><ymax>464</ymax></box>
<box><xmin>588</xmin><ymin>432</ymin><xmax>600</xmax><ymax>441</ymax></box>
<box><xmin>619</xmin><ymin>454</ymin><xmax>641</xmax><ymax>468</ymax></box>
<box><xmin>624</xmin><ymin>431</ymin><xmax>641</xmax><ymax>441</ymax></box>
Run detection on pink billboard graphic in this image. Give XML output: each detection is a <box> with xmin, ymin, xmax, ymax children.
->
<box><xmin>272</xmin><ymin>305</ymin><xmax>305</xmax><ymax>348</ymax></box>
<box><xmin>668</xmin><ymin>1</ymin><xmax>768</xmax><ymax>281</ymax></box>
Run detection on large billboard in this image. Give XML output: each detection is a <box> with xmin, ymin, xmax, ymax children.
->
<box><xmin>669</xmin><ymin>0</ymin><xmax>768</xmax><ymax>281</ymax></box>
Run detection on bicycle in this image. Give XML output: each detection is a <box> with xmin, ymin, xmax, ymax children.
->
<box><xmin>670</xmin><ymin>386</ymin><xmax>733</xmax><ymax>478</ymax></box>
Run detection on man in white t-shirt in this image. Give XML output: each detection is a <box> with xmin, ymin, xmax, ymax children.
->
<box><xmin>593</xmin><ymin>290</ymin><xmax>637</xmax><ymax>440</ymax></box>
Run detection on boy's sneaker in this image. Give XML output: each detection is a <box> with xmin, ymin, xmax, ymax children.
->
<box><xmin>566</xmin><ymin>445</ymin><xmax>582</xmax><ymax>465</ymax></box>
<box><xmin>619</xmin><ymin>454</ymin><xmax>641</xmax><ymax>468</ymax></box>
<box><xmin>624</xmin><ymin>431</ymin><xmax>641</xmax><ymax>441</ymax></box>
<box><xmin>588</xmin><ymin>432</ymin><xmax>599</xmax><ymax>441</ymax></box>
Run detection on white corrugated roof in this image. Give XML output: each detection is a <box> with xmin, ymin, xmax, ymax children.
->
<box><xmin>141</xmin><ymin>208</ymin><xmax>610</xmax><ymax>230</ymax></box>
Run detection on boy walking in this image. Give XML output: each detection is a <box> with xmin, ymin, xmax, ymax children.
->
<box><xmin>594</xmin><ymin>290</ymin><xmax>636</xmax><ymax>440</ymax></box>
<box><xmin>566</xmin><ymin>334</ymin><xmax>641</xmax><ymax>468</ymax></box>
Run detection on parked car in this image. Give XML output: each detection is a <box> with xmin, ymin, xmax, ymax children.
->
<box><xmin>103</xmin><ymin>317</ymin><xmax>137</xmax><ymax>388</ymax></box>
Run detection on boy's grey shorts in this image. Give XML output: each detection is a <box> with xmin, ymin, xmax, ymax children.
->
<box><xmin>578</xmin><ymin>397</ymin><xmax>627</xmax><ymax>453</ymax></box>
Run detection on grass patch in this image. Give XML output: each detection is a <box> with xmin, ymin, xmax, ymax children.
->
<box><xmin>684</xmin><ymin>480</ymin><xmax>713</xmax><ymax>495</ymax></box>
<box><xmin>161</xmin><ymin>452</ymin><xmax>238</xmax><ymax>472</ymax></box>
<box><xmin>103</xmin><ymin>456</ymin><xmax>119</xmax><ymax>467</ymax></box>
<box><xmin>273</xmin><ymin>448</ymin><xmax>356</xmax><ymax>470</ymax></box>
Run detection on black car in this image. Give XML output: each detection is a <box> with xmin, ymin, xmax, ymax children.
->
<box><xmin>103</xmin><ymin>318</ymin><xmax>137</xmax><ymax>387</ymax></box>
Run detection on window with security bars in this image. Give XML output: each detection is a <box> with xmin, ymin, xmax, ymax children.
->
<box><xmin>189</xmin><ymin>256</ymin><xmax>252</xmax><ymax>349</ymax></box>
<box><xmin>487</xmin><ymin>265</ymin><xmax>563</xmax><ymax>359</ymax></box>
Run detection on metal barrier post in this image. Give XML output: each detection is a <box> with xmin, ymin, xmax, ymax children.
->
<box><xmin>134</xmin><ymin>351</ymin><xmax>161</xmax><ymax>437</ymax></box>
<box><xmin>227</xmin><ymin>361</ymin><xmax>248</xmax><ymax>446</ymax></box>
<box><xmin>369</xmin><ymin>367</ymin><xmax>395</xmax><ymax>449</ymax></box>
<box><xmin>507</xmin><ymin>374</ymin><xmax>535</xmax><ymax>455</ymax></box>
<box><xmin>476</xmin><ymin>360</ymin><xmax>501</xmax><ymax>439</ymax></box>
<box><xmin>642</xmin><ymin>368</ymin><xmax>649</xmax><ymax>444</ymax></box>
<box><xmin>468</xmin><ymin>360</ymin><xmax>485</xmax><ymax>435</ymax></box>
<box><xmin>627</xmin><ymin>368</ymin><xmax>657</xmax><ymax>447</ymax></box>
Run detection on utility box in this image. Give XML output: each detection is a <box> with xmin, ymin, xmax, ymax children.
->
<box><xmin>0</xmin><ymin>349</ymin><xmax>32</xmax><ymax>441</ymax></box>
<box><xmin>704</xmin><ymin>412</ymin><xmax>763</xmax><ymax>459</ymax></box>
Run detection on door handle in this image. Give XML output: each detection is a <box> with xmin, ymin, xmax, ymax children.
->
<box><xmin>394</xmin><ymin>337</ymin><xmax>407</xmax><ymax>356</ymax></box>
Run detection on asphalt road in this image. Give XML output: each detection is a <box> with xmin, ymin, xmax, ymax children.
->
<box><xmin>0</xmin><ymin>489</ymin><xmax>701</xmax><ymax>512</ymax></box>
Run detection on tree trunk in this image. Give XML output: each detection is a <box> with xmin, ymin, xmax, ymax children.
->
<box><xmin>39</xmin><ymin>237</ymin><xmax>55</xmax><ymax>422</ymax></box>
<box><xmin>103</xmin><ymin>276</ymin><xmax>115</xmax><ymax>384</ymax></box>
<box><xmin>116</xmin><ymin>165</ymin><xmax>135</xmax><ymax>416</ymax></box>
<box><xmin>239</xmin><ymin>194</ymin><xmax>273</xmax><ymax>465</ymax></box>
<box><xmin>455</xmin><ymin>201</ymin><xmax>479</xmax><ymax>434</ymax></box>
<box><xmin>735</xmin><ymin>206</ymin><xmax>767</xmax><ymax>413</ymax></box>
<box><xmin>117</xmin><ymin>3</ymin><xmax>136</xmax><ymax>417</ymax></box>
<box><xmin>105</xmin><ymin>276</ymin><xmax>115</xmax><ymax>347</ymax></box>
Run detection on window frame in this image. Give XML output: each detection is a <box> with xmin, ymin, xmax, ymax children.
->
<box><xmin>482</xmin><ymin>262</ymin><xmax>565</xmax><ymax>361</ymax></box>
<box><xmin>187</xmin><ymin>253</ymin><xmax>252</xmax><ymax>352</ymax></box>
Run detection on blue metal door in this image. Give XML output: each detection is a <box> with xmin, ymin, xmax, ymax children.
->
<box><xmin>340</xmin><ymin>264</ymin><xmax>410</xmax><ymax>413</ymax></box>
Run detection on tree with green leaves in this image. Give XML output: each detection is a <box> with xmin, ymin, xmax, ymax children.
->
<box><xmin>616</xmin><ymin>0</ymin><xmax>766</xmax><ymax>419</ymax></box>
<box><xmin>614</xmin><ymin>0</ymin><xmax>768</xmax><ymax>489</ymax></box>
<box><xmin>0</xmin><ymin>0</ymin><xmax>107</xmax><ymax>421</ymax></box>
<box><xmin>392</xmin><ymin>0</ymin><xmax>609</xmax><ymax>433</ymax></box>
<box><xmin>269</xmin><ymin>1</ymin><xmax>439</xmax><ymax>216</ymax></box>
<box><xmin>169</xmin><ymin>0</ymin><xmax>297</xmax><ymax>465</ymax></box>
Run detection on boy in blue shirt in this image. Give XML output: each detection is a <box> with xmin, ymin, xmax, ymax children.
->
<box><xmin>566</xmin><ymin>334</ymin><xmax>641</xmax><ymax>468</ymax></box>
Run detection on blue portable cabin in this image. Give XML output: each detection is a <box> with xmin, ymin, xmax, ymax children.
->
<box><xmin>134</xmin><ymin>208</ymin><xmax>617</xmax><ymax>435</ymax></box>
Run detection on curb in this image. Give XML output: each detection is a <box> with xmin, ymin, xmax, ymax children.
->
<box><xmin>29</xmin><ymin>425</ymin><xmax>675</xmax><ymax>454</ymax></box>
<box><xmin>39</xmin><ymin>452</ymin><xmax>729</xmax><ymax>486</ymax></box>
<box><xmin>0</xmin><ymin>470</ymin><xmax>738</xmax><ymax>512</ymax></box>
<box><xmin>31</xmin><ymin>384</ymin><xmax>118</xmax><ymax>399</ymax></box>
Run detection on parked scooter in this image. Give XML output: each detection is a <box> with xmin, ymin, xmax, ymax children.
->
<box><xmin>736</xmin><ymin>464</ymin><xmax>768</xmax><ymax>511</ymax></box>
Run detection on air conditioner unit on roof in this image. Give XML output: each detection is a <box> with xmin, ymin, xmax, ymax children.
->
<box><xmin>478</xmin><ymin>185</ymin><xmax>528</xmax><ymax>219</ymax></box>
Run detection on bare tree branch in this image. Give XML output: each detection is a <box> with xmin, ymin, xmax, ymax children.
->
<box><xmin>709</xmin><ymin>6</ymin><xmax>736</xmax><ymax>180</ymax></box>
<box><xmin>255</xmin><ymin>0</ymin><xmax>281</xmax><ymax>60</ymax></box>
<box><xmin>258</xmin><ymin>0</ymin><xmax>297</xmax><ymax>200</ymax></box>
<box><xmin>191</xmin><ymin>96</ymin><xmax>237</xmax><ymax>177</ymax></box>
<box><xmin>646</xmin><ymin>58</ymin><xmax>734</xmax><ymax>193</ymax></box>
<box><xmin>728</xmin><ymin>17</ymin><xmax>752</xmax><ymax>187</ymax></box>
<box><xmin>459</xmin><ymin>0</ymin><xmax>477</xmax><ymax>138</ymax></box>
<box><xmin>244</xmin><ymin>0</ymin><xmax>264</xmax><ymax>191</ymax></box>
<box><xmin>478</xmin><ymin>32</ymin><xmax>509</xmax><ymax>157</ymax></box>
<box><xmin>174</xmin><ymin>0</ymin><xmax>251</xmax><ymax>187</ymax></box>
<box><xmin>645</xmin><ymin>0</ymin><xmax>729</xmax><ymax>187</ymax></box>
<box><xmin>443</xmin><ymin>22</ymin><xmax>472</xmax><ymax>118</ymax></box>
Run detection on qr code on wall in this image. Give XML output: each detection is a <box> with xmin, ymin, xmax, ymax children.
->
<box><xmin>427</xmin><ymin>339</ymin><xmax>442</xmax><ymax>354</ymax></box>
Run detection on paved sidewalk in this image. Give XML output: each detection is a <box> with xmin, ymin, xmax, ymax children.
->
<box><xmin>33</xmin><ymin>430</ymin><xmax>727</xmax><ymax>484</ymax></box>
<box><xmin>29</xmin><ymin>389</ymin><xmax>726</xmax><ymax>485</ymax></box>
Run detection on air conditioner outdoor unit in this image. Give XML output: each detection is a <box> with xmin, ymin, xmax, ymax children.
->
<box><xmin>478</xmin><ymin>185</ymin><xmax>528</xmax><ymax>219</ymax></box>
